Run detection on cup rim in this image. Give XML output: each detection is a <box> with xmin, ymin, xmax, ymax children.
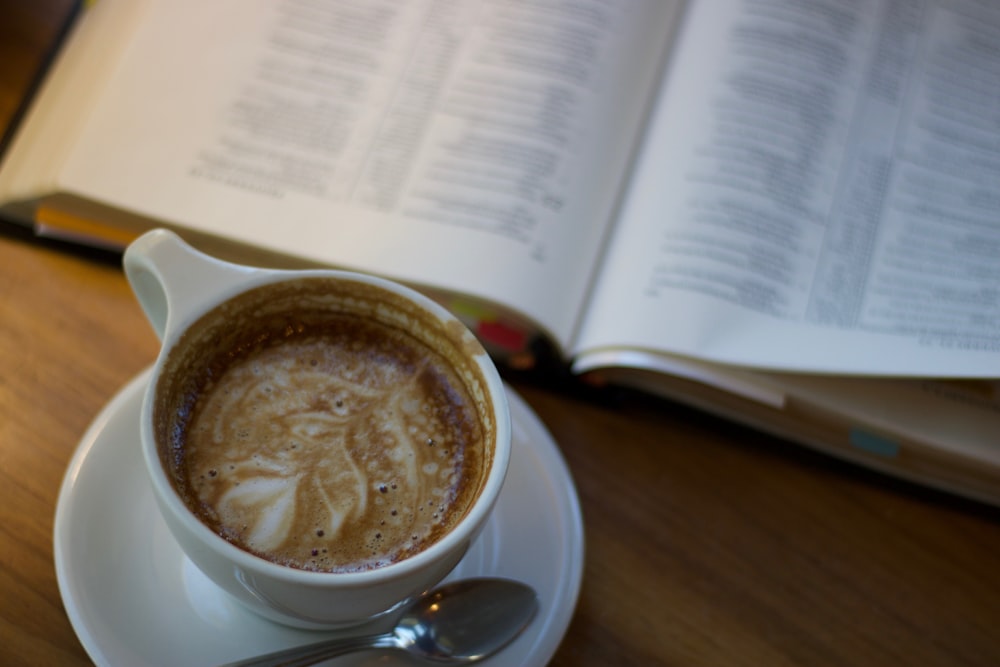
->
<box><xmin>141</xmin><ymin>267</ymin><xmax>512</xmax><ymax>585</ymax></box>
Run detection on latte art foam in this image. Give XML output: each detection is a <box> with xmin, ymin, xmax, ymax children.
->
<box><xmin>171</xmin><ymin>314</ymin><xmax>486</xmax><ymax>573</ymax></box>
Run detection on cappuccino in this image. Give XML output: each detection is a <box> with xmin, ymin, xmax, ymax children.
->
<box><xmin>153</xmin><ymin>278</ymin><xmax>492</xmax><ymax>573</ymax></box>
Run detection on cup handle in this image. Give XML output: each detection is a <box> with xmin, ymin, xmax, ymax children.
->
<box><xmin>123</xmin><ymin>229</ymin><xmax>258</xmax><ymax>341</ymax></box>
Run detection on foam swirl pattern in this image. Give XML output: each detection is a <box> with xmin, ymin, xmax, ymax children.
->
<box><xmin>182</xmin><ymin>331</ymin><xmax>484</xmax><ymax>573</ymax></box>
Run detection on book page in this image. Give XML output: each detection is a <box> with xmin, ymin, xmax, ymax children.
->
<box><xmin>574</xmin><ymin>0</ymin><xmax>1000</xmax><ymax>377</ymax></box>
<box><xmin>0</xmin><ymin>0</ymin><xmax>150</xmax><ymax>213</ymax></box>
<box><xmin>53</xmin><ymin>0</ymin><xmax>681</xmax><ymax>350</ymax></box>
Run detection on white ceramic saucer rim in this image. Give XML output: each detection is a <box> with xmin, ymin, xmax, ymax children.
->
<box><xmin>54</xmin><ymin>368</ymin><xmax>584</xmax><ymax>666</ymax></box>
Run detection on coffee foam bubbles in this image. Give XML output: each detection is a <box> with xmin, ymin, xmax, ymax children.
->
<box><xmin>152</xmin><ymin>274</ymin><xmax>495</xmax><ymax>574</ymax></box>
<box><xmin>182</xmin><ymin>330</ymin><xmax>483</xmax><ymax>572</ymax></box>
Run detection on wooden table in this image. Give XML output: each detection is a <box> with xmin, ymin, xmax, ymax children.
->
<box><xmin>2</xmin><ymin>2</ymin><xmax>1000</xmax><ymax>666</ymax></box>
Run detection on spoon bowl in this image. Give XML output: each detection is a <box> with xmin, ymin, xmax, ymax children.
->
<box><xmin>218</xmin><ymin>577</ymin><xmax>538</xmax><ymax>666</ymax></box>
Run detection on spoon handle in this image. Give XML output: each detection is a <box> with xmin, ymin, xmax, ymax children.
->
<box><xmin>216</xmin><ymin>632</ymin><xmax>399</xmax><ymax>667</ymax></box>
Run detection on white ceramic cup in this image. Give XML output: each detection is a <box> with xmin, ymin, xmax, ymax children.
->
<box><xmin>123</xmin><ymin>229</ymin><xmax>511</xmax><ymax>629</ymax></box>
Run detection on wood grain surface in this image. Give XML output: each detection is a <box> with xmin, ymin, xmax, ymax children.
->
<box><xmin>2</xmin><ymin>2</ymin><xmax>999</xmax><ymax>665</ymax></box>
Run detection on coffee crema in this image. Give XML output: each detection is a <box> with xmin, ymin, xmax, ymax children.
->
<box><xmin>154</xmin><ymin>278</ymin><xmax>493</xmax><ymax>573</ymax></box>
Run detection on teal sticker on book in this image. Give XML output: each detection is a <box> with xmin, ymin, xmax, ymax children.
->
<box><xmin>849</xmin><ymin>429</ymin><xmax>900</xmax><ymax>458</ymax></box>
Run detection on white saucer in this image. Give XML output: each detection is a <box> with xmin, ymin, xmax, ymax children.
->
<box><xmin>54</xmin><ymin>369</ymin><xmax>584</xmax><ymax>666</ymax></box>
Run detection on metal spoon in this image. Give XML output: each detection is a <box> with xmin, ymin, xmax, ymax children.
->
<box><xmin>218</xmin><ymin>578</ymin><xmax>538</xmax><ymax>666</ymax></box>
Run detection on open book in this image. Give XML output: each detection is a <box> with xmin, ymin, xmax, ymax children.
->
<box><xmin>3</xmin><ymin>0</ymin><xmax>999</xmax><ymax>503</ymax></box>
